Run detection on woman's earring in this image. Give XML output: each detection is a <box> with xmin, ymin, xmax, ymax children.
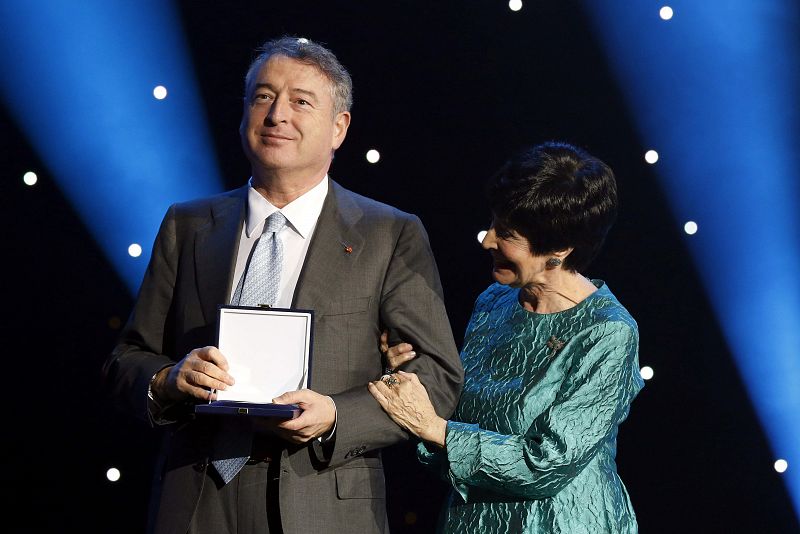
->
<box><xmin>545</xmin><ymin>258</ymin><xmax>562</xmax><ymax>269</ymax></box>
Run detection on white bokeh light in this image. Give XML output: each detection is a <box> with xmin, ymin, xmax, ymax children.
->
<box><xmin>106</xmin><ymin>467</ymin><xmax>121</xmax><ymax>482</ymax></box>
<box><xmin>477</xmin><ymin>230</ymin><xmax>487</xmax><ymax>244</ymax></box>
<box><xmin>23</xmin><ymin>171</ymin><xmax>38</xmax><ymax>186</ymax></box>
<box><xmin>640</xmin><ymin>366</ymin><xmax>654</xmax><ymax>380</ymax></box>
<box><xmin>684</xmin><ymin>221</ymin><xmax>698</xmax><ymax>235</ymax></box>
<box><xmin>509</xmin><ymin>0</ymin><xmax>522</xmax><ymax>12</ymax></box>
<box><xmin>644</xmin><ymin>150</ymin><xmax>659</xmax><ymax>164</ymax></box>
<box><xmin>659</xmin><ymin>6</ymin><xmax>674</xmax><ymax>20</ymax></box>
<box><xmin>366</xmin><ymin>149</ymin><xmax>381</xmax><ymax>164</ymax></box>
<box><xmin>774</xmin><ymin>459</ymin><xmax>788</xmax><ymax>473</ymax></box>
<box><xmin>128</xmin><ymin>243</ymin><xmax>143</xmax><ymax>257</ymax></box>
<box><xmin>153</xmin><ymin>85</ymin><xmax>168</xmax><ymax>100</ymax></box>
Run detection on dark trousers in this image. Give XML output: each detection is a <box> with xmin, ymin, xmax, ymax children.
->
<box><xmin>188</xmin><ymin>457</ymin><xmax>282</xmax><ymax>534</ymax></box>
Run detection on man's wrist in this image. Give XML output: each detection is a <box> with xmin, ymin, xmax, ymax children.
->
<box><xmin>148</xmin><ymin>367</ymin><xmax>173</xmax><ymax>407</ymax></box>
<box><xmin>147</xmin><ymin>372</ymin><xmax>162</xmax><ymax>408</ymax></box>
<box><xmin>318</xmin><ymin>395</ymin><xmax>337</xmax><ymax>443</ymax></box>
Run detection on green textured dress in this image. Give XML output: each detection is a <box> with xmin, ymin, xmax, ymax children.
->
<box><xmin>419</xmin><ymin>280</ymin><xmax>643</xmax><ymax>533</ymax></box>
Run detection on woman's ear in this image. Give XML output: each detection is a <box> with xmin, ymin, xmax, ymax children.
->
<box><xmin>545</xmin><ymin>247</ymin><xmax>574</xmax><ymax>269</ymax></box>
<box><xmin>553</xmin><ymin>247</ymin><xmax>574</xmax><ymax>260</ymax></box>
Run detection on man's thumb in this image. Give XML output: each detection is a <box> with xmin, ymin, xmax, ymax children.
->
<box><xmin>272</xmin><ymin>391</ymin><xmax>298</xmax><ymax>404</ymax></box>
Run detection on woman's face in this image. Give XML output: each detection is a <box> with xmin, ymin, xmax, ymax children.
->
<box><xmin>481</xmin><ymin>221</ymin><xmax>550</xmax><ymax>288</ymax></box>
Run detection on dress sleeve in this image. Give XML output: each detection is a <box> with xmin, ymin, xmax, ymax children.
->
<box><xmin>442</xmin><ymin>320</ymin><xmax>642</xmax><ymax>501</ymax></box>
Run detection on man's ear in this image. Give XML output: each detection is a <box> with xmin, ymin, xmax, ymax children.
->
<box><xmin>331</xmin><ymin>111</ymin><xmax>351</xmax><ymax>150</ymax></box>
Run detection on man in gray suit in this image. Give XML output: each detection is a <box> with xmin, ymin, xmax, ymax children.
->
<box><xmin>103</xmin><ymin>36</ymin><xmax>463</xmax><ymax>534</ymax></box>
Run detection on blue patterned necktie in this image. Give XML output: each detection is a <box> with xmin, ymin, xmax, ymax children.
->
<box><xmin>233</xmin><ymin>211</ymin><xmax>287</xmax><ymax>308</ymax></box>
<box><xmin>212</xmin><ymin>211</ymin><xmax>287</xmax><ymax>484</ymax></box>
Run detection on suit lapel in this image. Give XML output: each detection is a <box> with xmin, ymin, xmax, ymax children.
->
<box><xmin>292</xmin><ymin>180</ymin><xmax>365</xmax><ymax>309</ymax></box>
<box><xmin>195</xmin><ymin>187</ymin><xmax>247</xmax><ymax>324</ymax></box>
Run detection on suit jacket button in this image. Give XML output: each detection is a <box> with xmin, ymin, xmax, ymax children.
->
<box><xmin>193</xmin><ymin>461</ymin><xmax>207</xmax><ymax>472</ymax></box>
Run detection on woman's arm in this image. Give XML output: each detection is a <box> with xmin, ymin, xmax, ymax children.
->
<box><xmin>444</xmin><ymin>321</ymin><xmax>642</xmax><ymax>500</ymax></box>
<box><xmin>370</xmin><ymin>320</ymin><xmax>643</xmax><ymax>501</ymax></box>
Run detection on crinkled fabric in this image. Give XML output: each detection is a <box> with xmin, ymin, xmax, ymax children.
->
<box><xmin>418</xmin><ymin>280</ymin><xmax>643</xmax><ymax>533</ymax></box>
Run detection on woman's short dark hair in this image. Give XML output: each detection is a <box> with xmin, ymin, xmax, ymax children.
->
<box><xmin>486</xmin><ymin>141</ymin><xmax>618</xmax><ymax>272</ymax></box>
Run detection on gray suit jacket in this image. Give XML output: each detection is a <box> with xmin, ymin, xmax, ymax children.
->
<box><xmin>104</xmin><ymin>180</ymin><xmax>464</xmax><ymax>533</ymax></box>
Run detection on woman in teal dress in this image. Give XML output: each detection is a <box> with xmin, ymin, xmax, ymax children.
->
<box><xmin>369</xmin><ymin>141</ymin><xmax>643</xmax><ymax>533</ymax></box>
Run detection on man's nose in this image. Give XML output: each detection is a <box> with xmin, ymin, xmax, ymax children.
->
<box><xmin>266</xmin><ymin>97</ymin><xmax>288</xmax><ymax>125</ymax></box>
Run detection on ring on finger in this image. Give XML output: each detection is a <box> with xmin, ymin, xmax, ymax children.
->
<box><xmin>382</xmin><ymin>375</ymin><xmax>399</xmax><ymax>388</ymax></box>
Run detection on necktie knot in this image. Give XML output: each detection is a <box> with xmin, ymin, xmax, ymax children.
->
<box><xmin>264</xmin><ymin>211</ymin><xmax>287</xmax><ymax>235</ymax></box>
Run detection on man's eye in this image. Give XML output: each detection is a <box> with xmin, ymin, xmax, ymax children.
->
<box><xmin>296</xmin><ymin>99</ymin><xmax>309</xmax><ymax>106</ymax></box>
<box><xmin>254</xmin><ymin>94</ymin><xmax>273</xmax><ymax>102</ymax></box>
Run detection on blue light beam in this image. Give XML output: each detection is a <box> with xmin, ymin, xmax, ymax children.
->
<box><xmin>0</xmin><ymin>1</ymin><xmax>224</xmax><ymax>293</ymax></box>
<box><xmin>582</xmin><ymin>0</ymin><xmax>800</xmax><ymax>520</ymax></box>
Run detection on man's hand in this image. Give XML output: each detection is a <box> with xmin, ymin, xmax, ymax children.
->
<box><xmin>380</xmin><ymin>329</ymin><xmax>417</xmax><ymax>372</ymax></box>
<box><xmin>270</xmin><ymin>389</ymin><xmax>336</xmax><ymax>444</ymax></box>
<box><xmin>151</xmin><ymin>346</ymin><xmax>235</xmax><ymax>404</ymax></box>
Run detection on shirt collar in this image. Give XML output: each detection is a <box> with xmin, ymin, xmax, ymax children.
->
<box><xmin>245</xmin><ymin>176</ymin><xmax>329</xmax><ymax>238</ymax></box>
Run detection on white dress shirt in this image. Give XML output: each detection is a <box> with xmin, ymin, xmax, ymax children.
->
<box><xmin>229</xmin><ymin>176</ymin><xmax>328</xmax><ymax>306</ymax></box>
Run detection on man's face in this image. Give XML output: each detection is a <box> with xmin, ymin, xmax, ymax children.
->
<box><xmin>240</xmin><ymin>55</ymin><xmax>350</xmax><ymax>181</ymax></box>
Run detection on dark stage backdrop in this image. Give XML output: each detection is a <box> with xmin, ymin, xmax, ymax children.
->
<box><xmin>2</xmin><ymin>1</ymin><xmax>797</xmax><ymax>532</ymax></box>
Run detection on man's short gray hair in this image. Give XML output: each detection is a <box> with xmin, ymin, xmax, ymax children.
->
<box><xmin>244</xmin><ymin>35</ymin><xmax>353</xmax><ymax>115</ymax></box>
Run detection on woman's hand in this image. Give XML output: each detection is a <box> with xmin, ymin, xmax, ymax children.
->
<box><xmin>368</xmin><ymin>371</ymin><xmax>447</xmax><ymax>448</ymax></box>
<box><xmin>380</xmin><ymin>330</ymin><xmax>417</xmax><ymax>372</ymax></box>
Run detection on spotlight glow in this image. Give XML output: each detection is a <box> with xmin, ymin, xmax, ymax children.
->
<box><xmin>776</xmin><ymin>459</ymin><xmax>789</xmax><ymax>473</ymax></box>
<box><xmin>128</xmin><ymin>243</ymin><xmax>142</xmax><ymax>258</ymax></box>
<box><xmin>585</xmin><ymin>2</ymin><xmax>800</xmax><ymax>518</ymax></box>
<box><xmin>23</xmin><ymin>171</ymin><xmax>37</xmax><ymax>185</ymax></box>
<box><xmin>684</xmin><ymin>221</ymin><xmax>698</xmax><ymax>235</ymax></box>
<box><xmin>0</xmin><ymin>2</ymin><xmax>224</xmax><ymax>293</ymax></box>
<box><xmin>106</xmin><ymin>467</ymin><xmax>121</xmax><ymax>482</ymax></box>
<box><xmin>477</xmin><ymin>230</ymin><xmax>487</xmax><ymax>243</ymax></box>
<box><xmin>366</xmin><ymin>149</ymin><xmax>380</xmax><ymax>163</ymax></box>
<box><xmin>509</xmin><ymin>0</ymin><xmax>523</xmax><ymax>12</ymax></box>
<box><xmin>645</xmin><ymin>149</ymin><xmax>659</xmax><ymax>164</ymax></box>
<box><xmin>660</xmin><ymin>6</ymin><xmax>674</xmax><ymax>20</ymax></box>
<box><xmin>640</xmin><ymin>366</ymin><xmax>654</xmax><ymax>380</ymax></box>
<box><xmin>153</xmin><ymin>85</ymin><xmax>167</xmax><ymax>100</ymax></box>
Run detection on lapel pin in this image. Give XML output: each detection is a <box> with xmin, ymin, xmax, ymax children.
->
<box><xmin>340</xmin><ymin>241</ymin><xmax>353</xmax><ymax>254</ymax></box>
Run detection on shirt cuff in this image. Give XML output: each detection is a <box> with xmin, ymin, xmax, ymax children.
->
<box><xmin>317</xmin><ymin>395</ymin><xmax>337</xmax><ymax>443</ymax></box>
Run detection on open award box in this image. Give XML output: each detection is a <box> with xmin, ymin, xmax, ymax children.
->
<box><xmin>194</xmin><ymin>306</ymin><xmax>314</xmax><ymax>419</ymax></box>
